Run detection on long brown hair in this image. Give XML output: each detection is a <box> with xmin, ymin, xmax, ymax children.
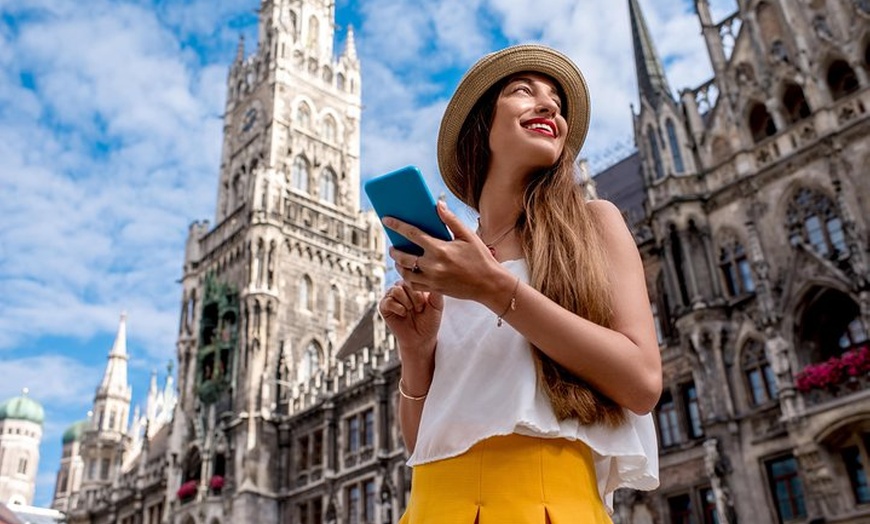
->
<box><xmin>456</xmin><ymin>76</ymin><xmax>626</xmax><ymax>426</ymax></box>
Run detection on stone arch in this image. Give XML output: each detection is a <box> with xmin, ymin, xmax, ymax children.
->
<box><xmin>792</xmin><ymin>285</ymin><xmax>864</xmax><ymax>367</ymax></box>
<box><xmin>827</xmin><ymin>58</ymin><xmax>860</xmax><ymax>100</ymax></box>
<box><xmin>297</xmin><ymin>338</ymin><xmax>325</xmax><ymax>384</ymax></box>
<box><xmin>183</xmin><ymin>446</ymin><xmax>202</xmax><ymax>483</ymax></box>
<box><xmin>756</xmin><ymin>1</ymin><xmax>791</xmax><ymax>62</ymax></box>
<box><xmin>781</xmin><ymin>82</ymin><xmax>811</xmax><ymax>124</ymax></box>
<box><xmin>783</xmin><ymin>185</ymin><xmax>847</xmax><ymax>258</ymax></box>
<box><xmin>748</xmin><ymin>101</ymin><xmax>777</xmax><ymax>142</ymax></box>
<box><xmin>715</xmin><ymin>228</ymin><xmax>755</xmax><ymax>297</ymax></box>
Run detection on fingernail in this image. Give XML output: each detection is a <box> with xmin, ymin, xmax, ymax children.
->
<box><xmin>383</xmin><ymin>217</ymin><xmax>394</xmax><ymax>227</ymax></box>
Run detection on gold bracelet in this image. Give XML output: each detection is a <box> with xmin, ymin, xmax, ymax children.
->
<box><xmin>398</xmin><ymin>378</ymin><xmax>428</xmax><ymax>401</ymax></box>
<box><xmin>497</xmin><ymin>277</ymin><xmax>520</xmax><ymax>327</ymax></box>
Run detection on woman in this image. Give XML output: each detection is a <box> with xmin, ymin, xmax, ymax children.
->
<box><xmin>379</xmin><ymin>44</ymin><xmax>661</xmax><ymax>523</ymax></box>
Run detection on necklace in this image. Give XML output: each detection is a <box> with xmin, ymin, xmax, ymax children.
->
<box><xmin>477</xmin><ymin>219</ymin><xmax>515</xmax><ymax>258</ymax></box>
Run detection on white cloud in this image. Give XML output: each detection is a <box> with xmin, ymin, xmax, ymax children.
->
<box><xmin>0</xmin><ymin>355</ymin><xmax>102</xmax><ymax>405</ymax></box>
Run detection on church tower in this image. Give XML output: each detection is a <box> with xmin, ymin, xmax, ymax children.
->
<box><xmin>170</xmin><ymin>0</ymin><xmax>385</xmax><ymax>520</ymax></box>
<box><xmin>77</xmin><ymin>313</ymin><xmax>133</xmax><ymax>506</ymax></box>
<box><xmin>0</xmin><ymin>390</ymin><xmax>44</xmax><ymax>506</ymax></box>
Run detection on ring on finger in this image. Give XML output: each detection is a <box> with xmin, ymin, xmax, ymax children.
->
<box><xmin>411</xmin><ymin>256</ymin><xmax>421</xmax><ymax>273</ymax></box>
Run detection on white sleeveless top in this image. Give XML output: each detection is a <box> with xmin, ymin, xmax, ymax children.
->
<box><xmin>407</xmin><ymin>259</ymin><xmax>659</xmax><ymax>511</ymax></box>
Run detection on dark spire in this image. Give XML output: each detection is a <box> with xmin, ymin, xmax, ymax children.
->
<box><xmin>628</xmin><ymin>0</ymin><xmax>673</xmax><ymax>107</ymax></box>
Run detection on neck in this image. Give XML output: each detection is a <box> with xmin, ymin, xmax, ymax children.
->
<box><xmin>478</xmin><ymin>163</ymin><xmax>525</xmax><ymax>235</ymax></box>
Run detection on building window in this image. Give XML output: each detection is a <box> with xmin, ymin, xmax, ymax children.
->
<box><xmin>292</xmin><ymin>156</ymin><xmax>311</xmax><ymax>193</ymax></box>
<box><xmin>765</xmin><ymin>455</ymin><xmax>807</xmax><ymax>522</ymax></box>
<box><xmin>666</xmin><ymin>119</ymin><xmax>685</xmax><ymax>174</ymax></box>
<box><xmin>17</xmin><ymin>457</ymin><xmax>27</xmax><ymax>475</ymax></box>
<box><xmin>312</xmin><ymin>430</ymin><xmax>323</xmax><ymax>467</ymax></box>
<box><xmin>363</xmin><ymin>409</ymin><xmax>375</xmax><ymax>448</ymax></box>
<box><xmin>298</xmin><ymin>502</ymin><xmax>309</xmax><ymax>524</ymax></box>
<box><xmin>298</xmin><ymin>341</ymin><xmax>322</xmax><ymax>384</ymax></box>
<box><xmin>683</xmin><ymin>383</ymin><xmax>704</xmax><ymax>439</ymax></box>
<box><xmin>786</xmin><ymin>188</ymin><xmax>847</xmax><ymax>258</ymax></box>
<box><xmin>839</xmin><ymin>317</ymin><xmax>868</xmax><ymax>351</ymax></box>
<box><xmin>843</xmin><ymin>445</ymin><xmax>870</xmax><ymax>504</ymax></box>
<box><xmin>647</xmin><ymin>126</ymin><xmax>665</xmax><ymax>180</ymax></box>
<box><xmin>323</xmin><ymin>116</ymin><xmax>337</xmax><ymax>143</ymax></box>
<box><xmin>298</xmin><ymin>434</ymin><xmax>310</xmax><ymax>471</ymax></box>
<box><xmin>327</xmin><ymin>286</ymin><xmax>340</xmax><ymax>321</ymax></box>
<box><xmin>742</xmin><ymin>339</ymin><xmax>778</xmax><ymax>406</ymax></box>
<box><xmin>298</xmin><ymin>103</ymin><xmax>312</xmax><ymax>129</ymax></box>
<box><xmin>719</xmin><ymin>237</ymin><xmax>755</xmax><ymax>296</ymax></box>
<box><xmin>364</xmin><ymin>479</ymin><xmax>377</xmax><ymax>523</ymax></box>
<box><xmin>668</xmin><ymin>493</ymin><xmax>693</xmax><ymax>524</ymax></box>
<box><xmin>749</xmin><ymin>102</ymin><xmax>777</xmax><ymax>142</ymax></box>
<box><xmin>827</xmin><ymin>59</ymin><xmax>860</xmax><ymax>100</ymax></box>
<box><xmin>347</xmin><ymin>484</ymin><xmax>360</xmax><ymax>524</ymax></box>
<box><xmin>657</xmin><ymin>391</ymin><xmax>682</xmax><ymax>448</ymax></box>
<box><xmin>651</xmin><ymin>303</ymin><xmax>665</xmax><ymax>345</ymax></box>
<box><xmin>100</xmin><ymin>457</ymin><xmax>110</xmax><ymax>480</ymax></box>
<box><xmin>782</xmin><ymin>83</ymin><xmax>811</xmax><ymax>124</ymax></box>
<box><xmin>320</xmin><ymin>168</ymin><xmax>337</xmax><ymax>204</ymax></box>
<box><xmin>88</xmin><ymin>460</ymin><xmax>96</xmax><ymax>480</ymax></box>
<box><xmin>700</xmin><ymin>487</ymin><xmax>719</xmax><ymax>524</ymax></box>
<box><xmin>299</xmin><ymin>275</ymin><xmax>314</xmax><ymax>311</ymax></box>
<box><xmin>348</xmin><ymin>415</ymin><xmax>361</xmax><ymax>453</ymax></box>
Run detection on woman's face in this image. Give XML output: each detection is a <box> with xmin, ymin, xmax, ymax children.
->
<box><xmin>488</xmin><ymin>72</ymin><xmax>568</xmax><ymax>175</ymax></box>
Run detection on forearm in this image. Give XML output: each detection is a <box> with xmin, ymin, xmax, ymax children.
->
<box><xmin>397</xmin><ymin>355</ymin><xmax>434</xmax><ymax>454</ymax></box>
<box><xmin>481</xmin><ymin>271</ymin><xmax>661</xmax><ymax>414</ymax></box>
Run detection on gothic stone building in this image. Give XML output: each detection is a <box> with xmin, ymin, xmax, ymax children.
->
<box><xmin>595</xmin><ymin>1</ymin><xmax>870</xmax><ymax>523</ymax></box>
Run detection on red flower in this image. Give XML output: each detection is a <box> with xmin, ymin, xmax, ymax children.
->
<box><xmin>794</xmin><ymin>347</ymin><xmax>869</xmax><ymax>392</ymax></box>
<box><xmin>209</xmin><ymin>475</ymin><xmax>225</xmax><ymax>491</ymax></box>
<box><xmin>177</xmin><ymin>480</ymin><xmax>197</xmax><ymax>500</ymax></box>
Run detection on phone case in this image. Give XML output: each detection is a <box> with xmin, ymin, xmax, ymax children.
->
<box><xmin>364</xmin><ymin>166</ymin><xmax>452</xmax><ymax>255</ymax></box>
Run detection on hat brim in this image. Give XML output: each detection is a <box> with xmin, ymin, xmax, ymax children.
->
<box><xmin>437</xmin><ymin>44</ymin><xmax>591</xmax><ymax>207</ymax></box>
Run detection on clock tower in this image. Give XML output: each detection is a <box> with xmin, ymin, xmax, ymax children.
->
<box><xmin>171</xmin><ymin>0</ymin><xmax>385</xmax><ymax>520</ymax></box>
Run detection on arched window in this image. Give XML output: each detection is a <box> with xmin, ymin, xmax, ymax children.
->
<box><xmin>665</xmin><ymin>119</ymin><xmax>685</xmax><ymax>174</ymax></box>
<box><xmin>323</xmin><ymin>115</ymin><xmax>337</xmax><ymax>143</ymax></box>
<box><xmin>647</xmin><ymin>126</ymin><xmax>664</xmax><ymax>180</ymax></box>
<box><xmin>291</xmin><ymin>156</ymin><xmax>310</xmax><ymax>193</ymax></box>
<box><xmin>786</xmin><ymin>188</ymin><xmax>847</xmax><ymax>258</ymax></box>
<box><xmin>742</xmin><ymin>339</ymin><xmax>777</xmax><ymax>406</ymax></box>
<box><xmin>320</xmin><ymin>168</ymin><xmax>337</xmax><ymax>204</ymax></box>
<box><xmin>669</xmin><ymin>225</ymin><xmax>691</xmax><ymax>306</ymax></box>
<box><xmin>828</xmin><ymin>60</ymin><xmax>860</xmax><ymax>100</ymax></box>
<box><xmin>298</xmin><ymin>103</ymin><xmax>312</xmax><ymax>129</ymax></box>
<box><xmin>327</xmin><ymin>285</ymin><xmax>340</xmax><ymax>321</ymax></box>
<box><xmin>337</xmin><ymin>73</ymin><xmax>346</xmax><ymax>92</ymax></box>
<box><xmin>839</xmin><ymin>317</ymin><xmax>868</xmax><ymax>352</ymax></box>
<box><xmin>298</xmin><ymin>341</ymin><xmax>322</xmax><ymax>383</ymax></box>
<box><xmin>307</xmin><ymin>16</ymin><xmax>319</xmax><ymax>50</ymax></box>
<box><xmin>749</xmin><ymin>102</ymin><xmax>777</xmax><ymax>142</ymax></box>
<box><xmin>782</xmin><ymin>83</ymin><xmax>811</xmax><ymax>124</ymax></box>
<box><xmin>299</xmin><ymin>275</ymin><xmax>314</xmax><ymax>311</ymax></box>
<box><xmin>719</xmin><ymin>235</ymin><xmax>755</xmax><ymax>296</ymax></box>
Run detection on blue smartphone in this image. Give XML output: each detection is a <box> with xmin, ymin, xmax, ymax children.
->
<box><xmin>364</xmin><ymin>165</ymin><xmax>452</xmax><ymax>256</ymax></box>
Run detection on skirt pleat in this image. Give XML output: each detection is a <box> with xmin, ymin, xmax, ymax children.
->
<box><xmin>399</xmin><ymin>434</ymin><xmax>612</xmax><ymax>524</ymax></box>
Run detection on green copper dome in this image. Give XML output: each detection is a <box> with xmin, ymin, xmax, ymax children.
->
<box><xmin>62</xmin><ymin>419</ymin><xmax>89</xmax><ymax>445</ymax></box>
<box><xmin>0</xmin><ymin>394</ymin><xmax>45</xmax><ymax>425</ymax></box>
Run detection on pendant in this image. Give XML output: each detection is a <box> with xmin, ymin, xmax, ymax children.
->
<box><xmin>488</xmin><ymin>246</ymin><xmax>496</xmax><ymax>258</ymax></box>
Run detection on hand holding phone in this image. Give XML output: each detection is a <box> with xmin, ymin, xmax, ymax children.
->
<box><xmin>364</xmin><ymin>166</ymin><xmax>452</xmax><ymax>255</ymax></box>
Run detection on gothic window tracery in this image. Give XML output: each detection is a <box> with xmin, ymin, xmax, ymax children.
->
<box><xmin>647</xmin><ymin>126</ymin><xmax>664</xmax><ymax>180</ymax></box>
<box><xmin>298</xmin><ymin>103</ymin><xmax>312</xmax><ymax>129</ymax></box>
<box><xmin>298</xmin><ymin>341</ymin><xmax>322</xmax><ymax>383</ymax></box>
<box><xmin>323</xmin><ymin>115</ymin><xmax>337</xmax><ymax>143</ymax></box>
<box><xmin>307</xmin><ymin>16</ymin><xmax>319</xmax><ymax>50</ymax></box>
<box><xmin>827</xmin><ymin>59</ymin><xmax>860</xmax><ymax>100</ymax></box>
<box><xmin>292</xmin><ymin>156</ymin><xmax>310</xmax><ymax>193</ymax></box>
<box><xmin>782</xmin><ymin>83</ymin><xmax>811</xmax><ymax>124</ymax></box>
<box><xmin>742</xmin><ymin>339</ymin><xmax>777</xmax><ymax>406</ymax></box>
<box><xmin>337</xmin><ymin>73</ymin><xmax>346</xmax><ymax>92</ymax></box>
<box><xmin>719</xmin><ymin>234</ymin><xmax>755</xmax><ymax>296</ymax></box>
<box><xmin>666</xmin><ymin>119</ymin><xmax>685</xmax><ymax>174</ymax></box>
<box><xmin>320</xmin><ymin>168</ymin><xmax>337</xmax><ymax>204</ymax></box>
<box><xmin>786</xmin><ymin>188</ymin><xmax>847</xmax><ymax>258</ymax></box>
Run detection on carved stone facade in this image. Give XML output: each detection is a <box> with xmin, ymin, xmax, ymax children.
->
<box><xmin>598</xmin><ymin>1</ymin><xmax>870</xmax><ymax>523</ymax></box>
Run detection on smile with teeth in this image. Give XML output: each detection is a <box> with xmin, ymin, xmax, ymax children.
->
<box><xmin>523</xmin><ymin>120</ymin><xmax>556</xmax><ymax>137</ymax></box>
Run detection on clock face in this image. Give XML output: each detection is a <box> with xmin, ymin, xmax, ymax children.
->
<box><xmin>241</xmin><ymin>107</ymin><xmax>258</xmax><ymax>133</ymax></box>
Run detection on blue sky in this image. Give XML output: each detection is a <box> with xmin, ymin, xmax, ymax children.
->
<box><xmin>0</xmin><ymin>0</ymin><xmax>736</xmax><ymax>507</ymax></box>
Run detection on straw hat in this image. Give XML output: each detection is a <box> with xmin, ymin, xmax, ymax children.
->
<box><xmin>437</xmin><ymin>44</ymin><xmax>591</xmax><ymax>207</ymax></box>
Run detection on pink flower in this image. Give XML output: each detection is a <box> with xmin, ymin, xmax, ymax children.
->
<box><xmin>177</xmin><ymin>480</ymin><xmax>197</xmax><ymax>500</ymax></box>
<box><xmin>794</xmin><ymin>347</ymin><xmax>869</xmax><ymax>392</ymax></box>
<box><xmin>209</xmin><ymin>475</ymin><xmax>225</xmax><ymax>491</ymax></box>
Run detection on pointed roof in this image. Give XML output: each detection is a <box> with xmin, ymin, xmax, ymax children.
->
<box><xmin>343</xmin><ymin>25</ymin><xmax>357</xmax><ymax>61</ymax></box>
<box><xmin>98</xmin><ymin>312</ymin><xmax>130</xmax><ymax>398</ymax></box>
<box><xmin>628</xmin><ymin>0</ymin><xmax>673</xmax><ymax>107</ymax></box>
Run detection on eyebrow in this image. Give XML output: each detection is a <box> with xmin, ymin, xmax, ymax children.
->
<box><xmin>505</xmin><ymin>76</ymin><xmax>561</xmax><ymax>100</ymax></box>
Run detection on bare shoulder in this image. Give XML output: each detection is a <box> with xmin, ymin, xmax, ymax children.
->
<box><xmin>586</xmin><ymin>199</ymin><xmax>630</xmax><ymax>235</ymax></box>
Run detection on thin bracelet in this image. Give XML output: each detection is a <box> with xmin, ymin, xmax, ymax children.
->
<box><xmin>398</xmin><ymin>378</ymin><xmax>428</xmax><ymax>401</ymax></box>
<box><xmin>497</xmin><ymin>276</ymin><xmax>520</xmax><ymax>327</ymax></box>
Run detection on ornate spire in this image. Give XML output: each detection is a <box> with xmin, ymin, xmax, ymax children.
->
<box><xmin>235</xmin><ymin>34</ymin><xmax>245</xmax><ymax>64</ymax></box>
<box><xmin>628</xmin><ymin>0</ymin><xmax>673</xmax><ymax>107</ymax></box>
<box><xmin>343</xmin><ymin>25</ymin><xmax>357</xmax><ymax>61</ymax></box>
<box><xmin>98</xmin><ymin>312</ymin><xmax>129</xmax><ymax>398</ymax></box>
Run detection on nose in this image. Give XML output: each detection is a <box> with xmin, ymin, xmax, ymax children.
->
<box><xmin>536</xmin><ymin>96</ymin><xmax>559</xmax><ymax>116</ymax></box>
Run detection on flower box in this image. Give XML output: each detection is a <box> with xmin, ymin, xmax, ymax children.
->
<box><xmin>209</xmin><ymin>475</ymin><xmax>224</xmax><ymax>493</ymax></box>
<box><xmin>795</xmin><ymin>345</ymin><xmax>870</xmax><ymax>393</ymax></box>
<box><xmin>177</xmin><ymin>480</ymin><xmax>197</xmax><ymax>501</ymax></box>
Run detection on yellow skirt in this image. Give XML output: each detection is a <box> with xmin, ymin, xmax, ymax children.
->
<box><xmin>399</xmin><ymin>433</ymin><xmax>612</xmax><ymax>524</ymax></box>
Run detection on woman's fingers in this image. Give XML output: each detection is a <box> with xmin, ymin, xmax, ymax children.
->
<box><xmin>436</xmin><ymin>201</ymin><xmax>475</xmax><ymax>242</ymax></box>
